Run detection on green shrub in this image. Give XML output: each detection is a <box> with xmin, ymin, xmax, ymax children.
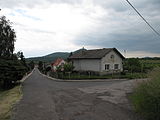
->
<box><xmin>124</xmin><ymin>58</ymin><xmax>142</xmax><ymax>72</ymax></box>
<box><xmin>0</xmin><ymin>59</ymin><xmax>27</xmax><ymax>89</ymax></box>
<box><xmin>63</xmin><ymin>63</ymin><xmax>74</xmax><ymax>72</ymax></box>
<box><xmin>130</xmin><ymin>67</ymin><xmax>160</xmax><ymax>120</ymax></box>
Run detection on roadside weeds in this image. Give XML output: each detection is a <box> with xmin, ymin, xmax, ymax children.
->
<box><xmin>0</xmin><ymin>85</ymin><xmax>22</xmax><ymax>120</ymax></box>
<box><xmin>0</xmin><ymin>69</ymin><xmax>33</xmax><ymax>120</ymax></box>
<box><xmin>129</xmin><ymin>67</ymin><xmax>160</xmax><ymax>120</ymax></box>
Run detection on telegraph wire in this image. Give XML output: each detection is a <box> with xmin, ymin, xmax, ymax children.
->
<box><xmin>126</xmin><ymin>0</ymin><xmax>160</xmax><ymax>36</ymax></box>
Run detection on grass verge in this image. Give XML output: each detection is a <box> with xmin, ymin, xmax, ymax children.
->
<box><xmin>130</xmin><ymin>67</ymin><xmax>160</xmax><ymax>120</ymax></box>
<box><xmin>0</xmin><ymin>85</ymin><xmax>22</xmax><ymax>120</ymax></box>
<box><xmin>51</xmin><ymin>72</ymin><xmax>147</xmax><ymax>80</ymax></box>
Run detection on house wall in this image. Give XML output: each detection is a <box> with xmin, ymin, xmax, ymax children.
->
<box><xmin>52</xmin><ymin>60</ymin><xmax>66</xmax><ymax>71</ymax></box>
<box><xmin>58</xmin><ymin>60</ymin><xmax>66</xmax><ymax>67</ymax></box>
<box><xmin>101</xmin><ymin>50</ymin><xmax>123</xmax><ymax>72</ymax></box>
<box><xmin>72</xmin><ymin>50</ymin><xmax>123</xmax><ymax>74</ymax></box>
<box><xmin>73</xmin><ymin>59</ymin><xmax>100</xmax><ymax>72</ymax></box>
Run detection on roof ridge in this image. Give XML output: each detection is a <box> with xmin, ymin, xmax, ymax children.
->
<box><xmin>86</xmin><ymin>48</ymin><xmax>114</xmax><ymax>51</ymax></box>
<box><xmin>68</xmin><ymin>48</ymin><xmax>125</xmax><ymax>59</ymax></box>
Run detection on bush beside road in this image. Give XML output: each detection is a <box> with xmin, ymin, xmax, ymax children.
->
<box><xmin>130</xmin><ymin>67</ymin><xmax>160</xmax><ymax>120</ymax></box>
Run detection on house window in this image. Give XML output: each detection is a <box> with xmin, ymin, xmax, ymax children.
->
<box><xmin>110</xmin><ymin>55</ymin><xmax>114</xmax><ymax>59</ymax></box>
<box><xmin>114</xmin><ymin>64</ymin><xmax>119</xmax><ymax>69</ymax></box>
<box><xmin>105</xmin><ymin>64</ymin><xmax>110</xmax><ymax>70</ymax></box>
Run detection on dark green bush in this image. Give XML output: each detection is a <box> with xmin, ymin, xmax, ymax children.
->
<box><xmin>0</xmin><ymin>59</ymin><xmax>27</xmax><ymax>89</ymax></box>
<box><xmin>124</xmin><ymin>58</ymin><xmax>142</xmax><ymax>73</ymax></box>
<box><xmin>130</xmin><ymin>67</ymin><xmax>160</xmax><ymax>120</ymax></box>
<box><xmin>63</xmin><ymin>63</ymin><xmax>74</xmax><ymax>72</ymax></box>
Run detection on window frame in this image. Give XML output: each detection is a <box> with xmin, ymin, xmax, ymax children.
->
<box><xmin>114</xmin><ymin>64</ymin><xmax>119</xmax><ymax>70</ymax></box>
<box><xmin>110</xmin><ymin>55</ymin><xmax>114</xmax><ymax>59</ymax></box>
<box><xmin>105</xmin><ymin>64</ymin><xmax>110</xmax><ymax>70</ymax></box>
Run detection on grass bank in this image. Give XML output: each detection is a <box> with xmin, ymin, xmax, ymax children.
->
<box><xmin>0</xmin><ymin>85</ymin><xmax>22</xmax><ymax>120</ymax></box>
<box><xmin>130</xmin><ymin>67</ymin><xmax>160</xmax><ymax>120</ymax></box>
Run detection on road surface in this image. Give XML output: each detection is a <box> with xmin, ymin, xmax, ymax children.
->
<box><xmin>11</xmin><ymin>68</ymin><xmax>141</xmax><ymax>120</ymax></box>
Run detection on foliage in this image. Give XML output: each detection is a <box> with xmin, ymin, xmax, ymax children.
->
<box><xmin>130</xmin><ymin>67</ymin><xmax>160</xmax><ymax>120</ymax></box>
<box><xmin>38</xmin><ymin>61</ymin><xmax>43</xmax><ymax>71</ymax></box>
<box><xmin>56</xmin><ymin>65</ymin><xmax>62</xmax><ymax>73</ymax></box>
<box><xmin>26</xmin><ymin>48</ymin><xmax>88</xmax><ymax>63</ymax></box>
<box><xmin>124</xmin><ymin>58</ymin><xmax>142</xmax><ymax>73</ymax></box>
<box><xmin>0</xmin><ymin>15</ymin><xmax>27</xmax><ymax>90</ymax></box>
<box><xmin>140</xmin><ymin>59</ymin><xmax>160</xmax><ymax>72</ymax></box>
<box><xmin>54</xmin><ymin>63</ymin><xmax>74</xmax><ymax>73</ymax></box>
<box><xmin>45</xmin><ymin>66</ymin><xmax>51</xmax><ymax>72</ymax></box>
<box><xmin>28</xmin><ymin>61</ymin><xmax>35</xmax><ymax>70</ymax></box>
<box><xmin>63</xmin><ymin>63</ymin><xmax>74</xmax><ymax>72</ymax></box>
<box><xmin>17</xmin><ymin>51</ymin><xmax>28</xmax><ymax>71</ymax></box>
<box><xmin>0</xmin><ymin>16</ymin><xmax>16</xmax><ymax>59</ymax></box>
<box><xmin>50</xmin><ymin>72</ymin><xmax>146</xmax><ymax>80</ymax></box>
<box><xmin>124</xmin><ymin>58</ymin><xmax>160</xmax><ymax>74</ymax></box>
<box><xmin>0</xmin><ymin>59</ymin><xmax>27</xmax><ymax>89</ymax></box>
<box><xmin>17</xmin><ymin>51</ymin><xmax>25</xmax><ymax>62</ymax></box>
<box><xmin>26</xmin><ymin>52</ymin><xmax>70</xmax><ymax>63</ymax></box>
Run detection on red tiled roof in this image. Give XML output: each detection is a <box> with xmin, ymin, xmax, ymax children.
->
<box><xmin>51</xmin><ymin>58</ymin><xmax>64</xmax><ymax>66</ymax></box>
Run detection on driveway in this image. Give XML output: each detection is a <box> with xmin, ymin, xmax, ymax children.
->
<box><xmin>11</xmin><ymin>68</ymin><xmax>141</xmax><ymax>120</ymax></box>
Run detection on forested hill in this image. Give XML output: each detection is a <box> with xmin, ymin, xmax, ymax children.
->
<box><xmin>26</xmin><ymin>52</ymin><xmax>70</xmax><ymax>63</ymax></box>
<box><xmin>26</xmin><ymin>48</ymin><xmax>87</xmax><ymax>63</ymax></box>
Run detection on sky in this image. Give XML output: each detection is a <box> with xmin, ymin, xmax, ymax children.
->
<box><xmin>0</xmin><ymin>0</ymin><xmax>160</xmax><ymax>58</ymax></box>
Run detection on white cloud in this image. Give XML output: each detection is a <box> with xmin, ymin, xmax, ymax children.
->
<box><xmin>0</xmin><ymin>0</ymin><xmax>160</xmax><ymax>57</ymax></box>
<box><xmin>126</xmin><ymin>51</ymin><xmax>160</xmax><ymax>58</ymax></box>
<box><xmin>1</xmin><ymin>3</ymin><xmax>105</xmax><ymax>57</ymax></box>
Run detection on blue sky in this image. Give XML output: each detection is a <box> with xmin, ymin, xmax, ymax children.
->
<box><xmin>0</xmin><ymin>0</ymin><xmax>160</xmax><ymax>58</ymax></box>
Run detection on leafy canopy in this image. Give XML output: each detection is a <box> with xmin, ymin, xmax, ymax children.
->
<box><xmin>0</xmin><ymin>16</ymin><xmax>16</xmax><ymax>59</ymax></box>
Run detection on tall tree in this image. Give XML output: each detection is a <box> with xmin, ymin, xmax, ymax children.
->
<box><xmin>17</xmin><ymin>51</ymin><xmax>26</xmax><ymax>66</ymax></box>
<box><xmin>28</xmin><ymin>61</ymin><xmax>35</xmax><ymax>70</ymax></box>
<box><xmin>0</xmin><ymin>15</ymin><xmax>27</xmax><ymax>89</ymax></box>
<box><xmin>38</xmin><ymin>61</ymin><xmax>43</xmax><ymax>71</ymax></box>
<box><xmin>124</xmin><ymin>58</ymin><xmax>142</xmax><ymax>72</ymax></box>
<box><xmin>0</xmin><ymin>16</ymin><xmax>16</xmax><ymax>59</ymax></box>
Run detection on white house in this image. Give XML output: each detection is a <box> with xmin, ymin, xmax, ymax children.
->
<box><xmin>51</xmin><ymin>58</ymin><xmax>66</xmax><ymax>71</ymax></box>
<box><xmin>68</xmin><ymin>48</ymin><xmax>125</xmax><ymax>74</ymax></box>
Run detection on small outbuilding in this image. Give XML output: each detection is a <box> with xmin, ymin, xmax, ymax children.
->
<box><xmin>68</xmin><ymin>48</ymin><xmax>125</xmax><ymax>75</ymax></box>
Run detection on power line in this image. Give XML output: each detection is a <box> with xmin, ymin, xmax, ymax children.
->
<box><xmin>126</xmin><ymin>0</ymin><xmax>160</xmax><ymax>36</ymax></box>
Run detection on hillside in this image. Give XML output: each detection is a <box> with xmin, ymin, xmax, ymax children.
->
<box><xmin>26</xmin><ymin>48</ymin><xmax>87</xmax><ymax>63</ymax></box>
<box><xmin>26</xmin><ymin>52</ymin><xmax>70</xmax><ymax>63</ymax></box>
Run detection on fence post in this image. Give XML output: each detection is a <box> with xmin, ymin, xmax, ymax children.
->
<box><xmin>79</xmin><ymin>72</ymin><xmax>80</xmax><ymax>79</ymax></box>
<box><xmin>68</xmin><ymin>72</ymin><xmax>71</xmax><ymax>79</ymax></box>
<box><xmin>88</xmin><ymin>72</ymin><xmax>91</xmax><ymax>79</ymax></box>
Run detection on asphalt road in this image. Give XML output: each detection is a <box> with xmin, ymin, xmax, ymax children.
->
<box><xmin>11</xmin><ymin>68</ymin><xmax>140</xmax><ymax>120</ymax></box>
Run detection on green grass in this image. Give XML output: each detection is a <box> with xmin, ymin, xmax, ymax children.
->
<box><xmin>130</xmin><ymin>67</ymin><xmax>160</xmax><ymax>120</ymax></box>
<box><xmin>141</xmin><ymin>59</ymin><xmax>160</xmax><ymax>64</ymax></box>
<box><xmin>124</xmin><ymin>73</ymin><xmax>147</xmax><ymax>79</ymax></box>
<box><xmin>140</xmin><ymin>59</ymin><xmax>160</xmax><ymax>71</ymax></box>
<box><xmin>0</xmin><ymin>85</ymin><xmax>22</xmax><ymax>120</ymax></box>
<box><xmin>51</xmin><ymin>72</ymin><xmax>147</xmax><ymax>80</ymax></box>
